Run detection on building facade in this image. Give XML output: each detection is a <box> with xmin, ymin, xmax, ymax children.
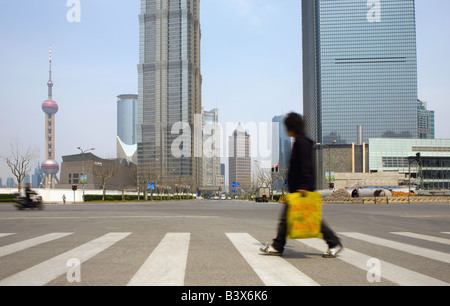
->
<box><xmin>302</xmin><ymin>0</ymin><xmax>419</xmax><ymax>145</ymax></box>
<box><xmin>369</xmin><ymin>138</ymin><xmax>450</xmax><ymax>190</ymax></box>
<box><xmin>137</xmin><ymin>0</ymin><xmax>202</xmax><ymax>189</ymax></box>
<box><xmin>316</xmin><ymin>143</ymin><xmax>369</xmax><ymax>190</ymax></box>
<box><xmin>417</xmin><ymin>99</ymin><xmax>435</xmax><ymax>139</ymax></box>
<box><xmin>59</xmin><ymin>153</ymin><xmax>136</xmax><ymax>191</ymax></box>
<box><xmin>228</xmin><ymin>123</ymin><xmax>251</xmax><ymax>194</ymax></box>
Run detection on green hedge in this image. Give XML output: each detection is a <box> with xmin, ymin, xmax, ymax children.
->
<box><xmin>0</xmin><ymin>194</ymin><xmax>15</xmax><ymax>202</ymax></box>
<box><xmin>83</xmin><ymin>194</ymin><xmax>194</xmax><ymax>202</ymax></box>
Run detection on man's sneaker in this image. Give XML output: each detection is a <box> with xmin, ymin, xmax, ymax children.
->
<box><xmin>322</xmin><ymin>243</ymin><xmax>344</xmax><ymax>258</ymax></box>
<box><xmin>259</xmin><ymin>243</ymin><xmax>283</xmax><ymax>256</ymax></box>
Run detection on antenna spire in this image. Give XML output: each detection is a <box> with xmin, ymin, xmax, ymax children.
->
<box><xmin>48</xmin><ymin>44</ymin><xmax>53</xmax><ymax>100</ymax></box>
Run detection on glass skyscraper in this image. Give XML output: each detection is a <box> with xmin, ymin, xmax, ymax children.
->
<box><xmin>272</xmin><ymin>115</ymin><xmax>292</xmax><ymax>191</ymax></box>
<box><xmin>137</xmin><ymin>0</ymin><xmax>202</xmax><ymax>187</ymax></box>
<box><xmin>117</xmin><ymin>94</ymin><xmax>138</xmax><ymax>146</ymax></box>
<box><xmin>302</xmin><ymin>0</ymin><xmax>419</xmax><ymax>145</ymax></box>
<box><xmin>417</xmin><ymin>99</ymin><xmax>435</xmax><ymax>139</ymax></box>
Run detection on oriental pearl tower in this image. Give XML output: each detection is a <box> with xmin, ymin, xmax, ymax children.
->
<box><xmin>40</xmin><ymin>46</ymin><xmax>60</xmax><ymax>188</ymax></box>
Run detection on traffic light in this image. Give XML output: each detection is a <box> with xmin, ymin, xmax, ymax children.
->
<box><xmin>271</xmin><ymin>166</ymin><xmax>275</xmax><ymax>173</ymax></box>
<box><xmin>329</xmin><ymin>183</ymin><xmax>335</xmax><ymax>189</ymax></box>
<box><xmin>72</xmin><ymin>185</ymin><xmax>78</xmax><ymax>191</ymax></box>
<box><xmin>416</xmin><ymin>153</ymin><xmax>421</xmax><ymax>163</ymax></box>
<box><xmin>275</xmin><ymin>165</ymin><xmax>279</xmax><ymax>173</ymax></box>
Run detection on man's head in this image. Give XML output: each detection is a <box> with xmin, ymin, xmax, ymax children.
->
<box><xmin>284</xmin><ymin>112</ymin><xmax>305</xmax><ymax>138</ymax></box>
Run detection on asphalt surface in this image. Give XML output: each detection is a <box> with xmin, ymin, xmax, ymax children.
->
<box><xmin>0</xmin><ymin>200</ymin><xmax>449</xmax><ymax>287</ymax></box>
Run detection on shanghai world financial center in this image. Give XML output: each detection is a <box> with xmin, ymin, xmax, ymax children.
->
<box><xmin>137</xmin><ymin>0</ymin><xmax>202</xmax><ymax>187</ymax></box>
<box><xmin>303</xmin><ymin>0</ymin><xmax>419</xmax><ymax>145</ymax></box>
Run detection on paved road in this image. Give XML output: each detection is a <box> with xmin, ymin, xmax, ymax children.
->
<box><xmin>0</xmin><ymin>200</ymin><xmax>449</xmax><ymax>287</ymax></box>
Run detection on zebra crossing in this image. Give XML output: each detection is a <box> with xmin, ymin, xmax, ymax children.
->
<box><xmin>0</xmin><ymin>231</ymin><xmax>449</xmax><ymax>286</ymax></box>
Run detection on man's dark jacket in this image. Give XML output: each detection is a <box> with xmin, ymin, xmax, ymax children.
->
<box><xmin>287</xmin><ymin>136</ymin><xmax>316</xmax><ymax>193</ymax></box>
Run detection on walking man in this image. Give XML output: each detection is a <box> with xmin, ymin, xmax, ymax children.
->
<box><xmin>260</xmin><ymin>112</ymin><xmax>343</xmax><ymax>258</ymax></box>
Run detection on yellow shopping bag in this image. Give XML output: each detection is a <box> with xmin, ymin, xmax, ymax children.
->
<box><xmin>285</xmin><ymin>192</ymin><xmax>323</xmax><ymax>239</ymax></box>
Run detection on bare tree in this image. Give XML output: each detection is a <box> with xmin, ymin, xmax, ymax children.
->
<box><xmin>137</xmin><ymin>161</ymin><xmax>161</xmax><ymax>201</ymax></box>
<box><xmin>92</xmin><ymin>160</ymin><xmax>119</xmax><ymax>201</ymax></box>
<box><xmin>2</xmin><ymin>140</ymin><xmax>39</xmax><ymax>193</ymax></box>
<box><xmin>253</xmin><ymin>166</ymin><xmax>281</xmax><ymax>200</ymax></box>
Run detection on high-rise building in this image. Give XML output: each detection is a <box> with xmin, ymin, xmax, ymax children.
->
<box><xmin>302</xmin><ymin>0</ymin><xmax>419</xmax><ymax>145</ymax></box>
<box><xmin>137</xmin><ymin>0</ymin><xmax>202</xmax><ymax>188</ymax></box>
<box><xmin>117</xmin><ymin>94</ymin><xmax>138</xmax><ymax>164</ymax></box>
<box><xmin>272</xmin><ymin>115</ymin><xmax>292</xmax><ymax>191</ymax></box>
<box><xmin>41</xmin><ymin>45</ymin><xmax>60</xmax><ymax>188</ymax></box>
<box><xmin>228</xmin><ymin>123</ymin><xmax>251</xmax><ymax>193</ymax></box>
<box><xmin>417</xmin><ymin>99</ymin><xmax>435</xmax><ymax>139</ymax></box>
<box><xmin>32</xmin><ymin>164</ymin><xmax>44</xmax><ymax>188</ymax></box>
<box><xmin>202</xmin><ymin>108</ymin><xmax>223</xmax><ymax>190</ymax></box>
<box><xmin>6</xmin><ymin>178</ymin><xmax>14</xmax><ymax>188</ymax></box>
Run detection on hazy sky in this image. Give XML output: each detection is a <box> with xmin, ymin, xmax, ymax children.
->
<box><xmin>0</xmin><ymin>0</ymin><xmax>449</xmax><ymax>182</ymax></box>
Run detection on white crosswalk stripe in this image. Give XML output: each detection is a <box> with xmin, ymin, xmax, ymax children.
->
<box><xmin>0</xmin><ymin>234</ymin><xmax>15</xmax><ymax>238</ymax></box>
<box><xmin>340</xmin><ymin>232</ymin><xmax>450</xmax><ymax>264</ymax></box>
<box><xmin>296</xmin><ymin>238</ymin><xmax>449</xmax><ymax>286</ymax></box>
<box><xmin>0</xmin><ymin>233</ymin><xmax>73</xmax><ymax>258</ymax></box>
<box><xmin>0</xmin><ymin>232</ymin><xmax>131</xmax><ymax>286</ymax></box>
<box><xmin>391</xmin><ymin>232</ymin><xmax>450</xmax><ymax>245</ymax></box>
<box><xmin>128</xmin><ymin>233</ymin><xmax>190</xmax><ymax>286</ymax></box>
<box><xmin>226</xmin><ymin>233</ymin><xmax>319</xmax><ymax>286</ymax></box>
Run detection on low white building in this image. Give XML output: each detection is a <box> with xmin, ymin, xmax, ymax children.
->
<box><xmin>369</xmin><ymin>138</ymin><xmax>450</xmax><ymax>190</ymax></box>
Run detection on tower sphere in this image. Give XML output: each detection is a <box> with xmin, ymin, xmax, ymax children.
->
<box><xmin>42</xmin><ymin>100</ymin><xmax>58</xmax><ymax>115</ymax></box>
<box><xmin>41</xmin><ymin>159</ymin><xmax>60</xmax><ymax>175</ymax></box>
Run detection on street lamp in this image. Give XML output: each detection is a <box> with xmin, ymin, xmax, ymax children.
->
<box><xmin>328</xmin><ymin>140</ymin><xmax>336</xmax><ymax>189</ymax></box>
<box><xmin>77</xmin><ymin>146</ymin><xmax>96</xmax><ymax>201</ymax></box>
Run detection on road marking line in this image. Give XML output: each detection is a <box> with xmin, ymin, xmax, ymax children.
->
<box><xmin>0</xmin><ymin>232</ymin><xmax>131</xmax><ymax>286</ymax></box>
<box><xmin>297</xmin><ymin>238</ymin><xmax>449</xmax><ymax>286</ymax></box>
<box><xmin>0</xmin><ymin>234</ymin><xmax>15</xmax><ymax>238</ymax></box>
<box><xmin>442</xmin><ymin>232</ymin><xmax>450</xmax><ymax>235</ymax></box>
<box><xmin>391</xmin><ymin>232</ymin><xmax>450</xmax><ymax>246</ymax></box>
<box><xmin>0</xmin><ymin>216</ymin><xmax>219</xmax><ymax>221</ymax></box>
<box><xmin>0</xmin><ymin>233</ymin><xmax>73</xmax><ymax>258</ymax></box>
<box><xmin>226</xmin><ymin>233</ymin><xmax>319</xmax><ymax>286</ymax></box>
<box><xmin>127</xmin><ymin>233</ymin><xmax>190</xmax><ymax>286</ymax></box>
<box><xmin>340</xmin><ymin>232</ymin><xmax>450</xmax><ymax>264</ymax></box>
